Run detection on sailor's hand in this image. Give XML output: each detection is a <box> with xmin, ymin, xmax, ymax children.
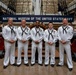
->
<box><xmin>60</xmin><ymin>40</ymin><xmax>66</xmax><ymax>44</ymax></box>
<box><xmin>9</xmin><ymin>40</ymin><xmax>15</xmax><ymax>44</ymax></box>
<box><xmin>47</xmin><ymin>42</ymin><xmax>53</xmax><ymax>45</ymax></box>
<box><xmin>35</xmin><ymin>41</ymin><xmax>39</xmax><ymax>44</ymax></box>
<box><xmin>21</xmin><ymin>40</ymin><xmax>26</xmax><ymax>43</ymax></box>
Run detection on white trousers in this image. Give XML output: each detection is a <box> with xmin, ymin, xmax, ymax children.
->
<box><xmin>3</xmin><ymin>41</ymin><xmax>15</xmax><ymax>66</ymax></box>
<box><xmin>59</xmin><ymin>42</ymin><xmax>73</xmax><ymax>68</ymax></box>
<box><xmin>31</xmin><ymin>42</ymin><xmax>42</xmax><ymax>64</ymax></box>
<box><xmin>45</xmin><ymin>43</ymin><xmax>55</xmax><ymax>65</ymax></box>
<box><xmin>17</xmin><ymin>41</ymin><xmax>28</xmax><ymax>65</ymax></box>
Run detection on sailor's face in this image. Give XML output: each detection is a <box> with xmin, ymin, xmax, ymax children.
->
<box><xmin>21</xmin><ymin>20</ymin><xmax>26</xmax><ymax>27</ymax></box>
<box><xmin>49</xmin><ymin>23</ymin><xmax>53</xmax><ymax>29</ymax></box>
<box><xmin>36</xmin><ymin>21</ymin><xmax>40</xmax><ymax>28</ymax></box>
<box><xmin>8</xmin><ymin>18</ymin><xmax>13</xmax><ymax>26</ymax></box>
<box><xmin>63</xmin><ymin>19</ymin><xmax>68</xmax><ymax>26</ymax></box>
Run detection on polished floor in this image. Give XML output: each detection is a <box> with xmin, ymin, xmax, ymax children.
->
<box><xmin>0</xmin><ymin>58</ymin><xmax>76</xmax><ymax>75</ymax></box>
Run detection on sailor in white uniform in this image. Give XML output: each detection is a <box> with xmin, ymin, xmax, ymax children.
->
<box><xmin>57</xmin><ymin>18</ymin><xmax>73</xmax><ymax>71</ymax></box>
<box><xmin>44</xmin><ymin>22</ymin><xmax>58</xmax><ymax>67</ymax></box>
<box><xmin>2</xmin><ymin>18</ymin><xmax>17</xmax><ymax>69</ymax></box>
<box><xmin>16</xmin><ymin>20</ymin><xmax>30</xmax><ymax>66</ymax></box>
<box><xmin>31</xmin><ymin>21</ymin><xmax>44</xmax><ymax>66</ymax></box>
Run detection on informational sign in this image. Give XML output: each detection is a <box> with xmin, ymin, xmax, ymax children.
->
<box><xmin>1</xmin><ymin>15</ymin><xmax>74</xmax><ymax>22</ymax></box>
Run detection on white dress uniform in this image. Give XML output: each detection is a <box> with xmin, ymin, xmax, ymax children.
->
<box><xmin>44</xmin><ymin>28</ymin><xmax>58</xmax><ymax>65</ymax></box>
<box><xmin>2</xmin><ymin>25</ymin><xmax>17</xmax><ymax>66</ymax></box>
<box><xmin>31</xmin><ymin>27</ymin><xmax>44</xmax><ymax>64</ymax></box>
<box><xmin>17</xmin><ymin>26</ymin><xmax>30</xmax><ymax>65</ymax></box>
<box><xmin>58</xmin><ymin>25</ymin><xmax>73</xmax><ymax>68</ymax></box>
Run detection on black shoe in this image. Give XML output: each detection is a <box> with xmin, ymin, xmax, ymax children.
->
<box><xmin>31</xmin><ymin>64</ymin><xmax>35</xmax><ymax>66</ymax></box>
<box><xmin>11</xmin><ymin>63</ymin><xmax>16</xmax><ymax>66</ymax></box>
<box><xmin>3</xmin><ymin>66</ymin><xmax>8</xmax><ymax>69</ymax></box>
<box><xmin>51</xmin><ymin>64</ymin><xmax>54</xmax><ymax>67</ymax></box>
<box><xmin>24</xmin><ymin>63</ymin><xmax>29</xmax><ymax>66</ymax></box>
<box><xmin>68</xmin><ymin>68</ymin><xmax>73</xmax><ymax>71</ymax></box>
<box><xmin>39</xmin><ymin>64</ymin><xmax>43</xmax><ymax>66</ymax></box>
<box><xmin>45</xmin><ymin>64</ymin><xmax>48</xmax><ymax>66</ymax></box>
<box><xmin>16</xmin><ymin>64</ymin><xmax>21</xmax><ymax>67</ymax></box>
<box><xmin>56</xmin><ymin>64</ymin><xmax>63</xmax><ymax>67</ymax></box>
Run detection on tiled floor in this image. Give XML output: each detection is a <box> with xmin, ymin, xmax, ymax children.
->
<box><xmin>0</xmin><ymin>58</ymin><xmax>76</xmax><ymax>75</ymax></box>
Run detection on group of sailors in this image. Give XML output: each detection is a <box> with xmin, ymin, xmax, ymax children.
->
<box><xmin>2</xmin><ymin>18</ymin><xmax>73</xmax><ymax>71</ymax></box>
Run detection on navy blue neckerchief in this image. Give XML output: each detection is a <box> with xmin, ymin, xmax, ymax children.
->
<box><xmin>48</xmin><ymin>29</ymin><xmax>54</xmax><ymax>40</ymax></box>
<box><xmin>21</xmin><ymin>26</ymin><xmax>28</xmax><ymax>36</ymax></box>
